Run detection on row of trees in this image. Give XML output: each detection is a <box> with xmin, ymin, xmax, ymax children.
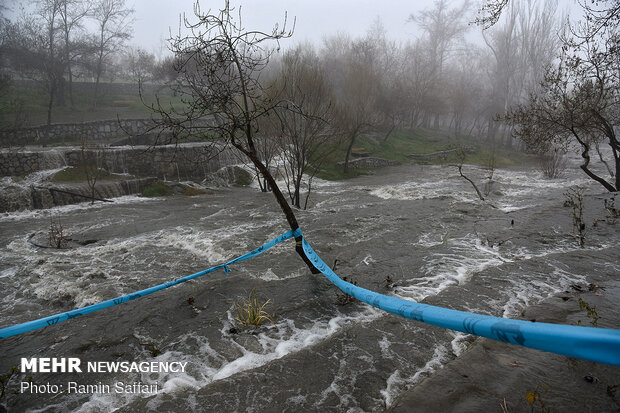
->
<box><xmin>0</xmin><ymin>0</ymin><xmax>145</xmax><ymax>124</ymax></box>
<box><xmin>288</xmin><ymin>0</ymin><xmax>563</xmax><ymax>171</ymax></box>
<box><xmin>142</xmin><ymin>0</ymin><xmax>576</xmax><ymax>214</ymax></box>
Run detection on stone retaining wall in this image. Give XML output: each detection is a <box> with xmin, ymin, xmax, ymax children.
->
<box><xmin>0</xmin><ymin>150</ymin><xmax>67</xmax><ymax>176</ymax></box>
<box><xmin>0</xmin><ymin>118</ymin><xmax>157</xmax><ymax>147</ymax></box>
<box><xmin>63</xmin><ymin>144</ymin><xmax>244</xmax><ymax>182</ymax></box>
<box><xmin>338</xmin><ymin>157</ymin><xmax>400</xmax><ymax>169</ymax></box>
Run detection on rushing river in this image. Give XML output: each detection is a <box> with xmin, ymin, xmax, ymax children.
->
<box><xmin>1</xmin><ymin>161</ymin><xmax>618</xmax><ymax>412</ymax></box>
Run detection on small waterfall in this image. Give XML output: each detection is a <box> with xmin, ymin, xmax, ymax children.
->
<box><xmin>0</xmin><ymin>178</ymin><xmax>156</xmax><ymax>213</ymax></box>
<box><xmin>39</xmin><ymin>150</ymin><xmax>67</xmax><ymax>170</ymax></box>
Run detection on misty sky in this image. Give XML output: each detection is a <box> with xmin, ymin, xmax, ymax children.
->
<box><xmin>132</xmin><ymin>0</ymin><xmax>452</xmax><ymax>55</ymax></box>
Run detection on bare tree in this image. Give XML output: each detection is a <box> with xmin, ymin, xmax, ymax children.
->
<box><xmin>507</xmin><ymin>58</ymin><xmax>619</xmax><ymax>191</ymax></box>
<box><xmin>0</xmin><ymin>1</ymin><xmax>12</xmax><ymax>100</ymax></box>
<box><xmin>476</xmin><ymin>0</ymin><xmax>509</xmax><ymax>28</ymax></box>
<box><xmin>58</xmin><ymin>0</ymin><xmax>90</xmax><ymax>106</ymax></box>
<box><xmin>365</xmin><ymin>18</ymin><xmax>402</xmax><ymax>142</ymax></box>
<box><xmin>408</xmin><ymin>0</ymin><xmax>471</xmax><ymax>77</ymax></box>
<box><xmin>481</xmin><ymin>0</ymin><xmax>562</xmax><ymax>145</ymax></box>
<box><xmin>506</xmin><ymin>1</ymin><xmax>620</xmax><ymax>191</ymax></box>
<box><xmin>90</xmin><ymin>0</ymin><xmax>134</xmax><ymax>108</ymax></box>
<box><xmin>444</xmin><ymin>46</ymin><xmax>486</xmax><ymax>138</ymax></box>
<box><xmin>481</xmin><ymin>1</ymin><xmax>520</xmax><ymax>142</ymax></box>
<box><xmin>456</xmin><ymin>149</ymin><xmax>485</xmax><ymax>201</ymax></box>
<box><xmin>408</xmin><ymin>0</ymin><xmax>472</xmax><ymax>129</ymax></box>
<box><xmin>121</xmin><ymin>46</ymin><xmax>156</xmax><ymax>83</ymax></box>
<box><xmin>39</xmin><ymin>0</ymin><xmax>63</xmax><ymax>120</ymax></box>
<box><xmin>538</xmin><ymin>147</ymin><xmax>567</xmax><ymax>179</ymax></box>
<box><xmin>325</xmin><ymin>35</ymin><xmax>381</xmax><ymax>173</ymax></box>
<box><xmin>79</xmin><ymin>142</ymin><xmax>104</xmax><ymax>204</ymax></box>
<box><xmin>147</xmin><ymin>1</ymin><xmax>319</xmax><ymax>272</ymax></box>
<box><xmin>252</xmin><ymin>113</ymin><xmax>280</xmax><ymax>192</ymax></box>
<box><xmin>270</xmin><ymin>44</ymin><xmax>333</xmax><ymax>209</ymax></box>
<box><xmin>1</xmin><ymin>1</ymin><xmax>65</xmax><ymax>125</ymax></box>
<box><xmin>398</xmin><ymin>40</ymin><xmax>435</xmax><ymax>128</ymax></box>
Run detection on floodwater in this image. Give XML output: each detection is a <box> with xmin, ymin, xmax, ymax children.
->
<box><xmin>1</xmin><ymin>161</ymin><xmax>619</xmax><ymax>412</ymax></box>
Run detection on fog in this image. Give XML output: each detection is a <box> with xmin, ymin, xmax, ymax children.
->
<box><xmin>129</xmin><ymin>0</ymin><xmax>443</xmax><ymax>54</ymax></box>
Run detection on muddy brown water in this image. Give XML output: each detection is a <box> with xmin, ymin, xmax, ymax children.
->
<box><xmin>1</xmin><ymin>162</ymin><xmax>619</xmax><ymax>412</ymax></box>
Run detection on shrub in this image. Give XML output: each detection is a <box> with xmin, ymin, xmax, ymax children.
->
<box><xmin>141</xmin><ymin>181</ymin><xmax>173</xmax><ymax>197</ymax></box>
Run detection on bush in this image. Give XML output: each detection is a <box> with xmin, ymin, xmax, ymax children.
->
<box><xmin>141</xmin><ymin>181</ymin><xmax>173</xmax><ymax>197</ymax></box>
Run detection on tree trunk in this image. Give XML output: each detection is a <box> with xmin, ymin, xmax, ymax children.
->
<box><xmin>56</xmin><ymin>76</ymin><xmax>66</xmax><ymax>107</ymax></box>
<box><xmin>382</xmin><ymin>121</ymin><xmax>396</xmax><ymax>143</ymax></box>
<box><xmin>234</xmin><ymin>142</ymin><xmax>320</xmax><ymax>273</ymax></box>
<box><xmin>343</xmin><ymin>132</ymin><xmax>357</xmax><ymax>173</ymax></box>
<box><xmin>458</xmin><ymin>165</ymin><xmax>485</xmax><ymax>201</ymax></box>
<box><xmin>574</xmin><ymin>132</ymin><xmax>617</xmax><ymax>192</ymax></box>
<box><xmin>67</xmin><ymin>64</ymin><xmax>74</xmax><ymax>107</ymax></box>
<box><xmin>94</xmin><ymin>46</ymin><xmax>104</xmax><ymax>109</ymax></box>
<box><xmin>47</xmin><ymin>80</ymin><xmax>55</xmax><ymax>126</ymax></box>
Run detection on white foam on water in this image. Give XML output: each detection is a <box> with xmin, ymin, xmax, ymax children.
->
<box><xmin>212</xmin><ymin>310</ymin><xmax>381</xmax><ymax>381</ymax></box>
<box><xmin>396</xmin><ymin>234</ymin><xmax>507</xmax><ymax>301</ymax></box>
<box><xmin>501</xmin><ymin>266</ymin><xmax>587</xmax><ymax>318</ymax></box>
<box><xmin>414</xmin><ymin>231</ymin><xmax>448</xmax><ymax>248</ymax></box>
<box><xmin>380</xmin><ymin>344</ymin><xmax>449</xmax><ymax>409</ymax></box>
<box><xmin>256</xmin><ymin>268</ymin><xmax>279</xmax><ymax>281</ymax></box>
<box><xmin>381</xmin><ymin>370</ymin><xmax>404</xmax><ymax>408</ymax></box>
<box><xmin>379</xmin><ymin>336</ymin><xmax>392</xmax><ymax>359</ymax></box>
<box><xmin>71</xmin><ymin>308</ymin><xmax>384</xmax><ymax>412</ymax></box>
<box><xmin>496</xmin><ymin>203</ymin><xmax>537</xmax><ymax>213</ymax></box>
<box><xmin>362</xmin><ymin>255</ymin><xmax>376</xmax><ymax>266</ymax></box>
<box><xmin>396</xmin><ymin>230</ymin><xmax>607</xmax><ymax>309</ymax></box>
<box><xmin>2</xmin><ymin>221</ymin><xmax>291</xmax><ymax>311</ymax></box>
<box><xmin>286</xmin><ymin>394</ymin><xmax>308</xmax><ymax>406</ymax></box>
<box><xmin>489</xmin><ymin>168</ymin><xmax>596</xmax><ymax>211</ymax></box>
<box><xmin>369</xmin><ymin>179</ymin><xmax>474</xmax><ymax>203</ymax></box>
<box><xmin>449</xmin><ymin>332</ymin><xmax>471</xmax><ymax>357</ymax></box>
<box><xmin>0</xmin><ymin>266</ymin><xmax>17</xmax><ymax>279</ymax></box>
<box><xmin>0</xmin><ymin>195</ymin><xmax>155</xmax><ymax>222</ymax></box>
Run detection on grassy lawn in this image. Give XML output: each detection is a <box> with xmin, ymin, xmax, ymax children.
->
<box><xmin>0</xmin><ymin>82</ymin><xmax>185</xmax><ymax>127</ymax></box>
<box><xmin>315</xmin><ymin>128</ymin><xmax>536</xmax><ymax>181</ymax></box>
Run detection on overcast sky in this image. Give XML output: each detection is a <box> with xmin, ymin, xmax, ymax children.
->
<box><xmin>132</xmin><ymin>0</ymin><xmax>455</xmax><ymax>55</ymax></box>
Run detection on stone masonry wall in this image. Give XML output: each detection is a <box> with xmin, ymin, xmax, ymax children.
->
<box><xmin>337</xmin><ymin>157</ymin><xmax>400</xmax><ymax>169</ymax></box>
<box><xmin>0</xmin><ymin>150</ymin><xmax>67</xmax><ymax>176</ymax></box>
<box><xmin>0</xmin><ymin>144</ymin><xmax>245</xmax><ymax>180</ymax></box>
<box><xmin>0</xmin><ymin>119</ymin><xmax>156</xmax><ymax>147</ymax></box>
<box><xmin>63</xmin><ymin>144</ymin><xmax>244</xmax><ymax>182</ymax></box>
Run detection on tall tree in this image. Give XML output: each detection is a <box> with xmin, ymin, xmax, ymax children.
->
<box><xmin>3</xmin><ymin>0</ymin><xmax>66</xmax><ymax>125</ymax></box>
<box><xmin>270</xmin><ymin>44</ymin><xmax>333</xmax><ymax>209</ymax></box>
<box><xmin>0</xmin><ymin>0</ymin><xmax>11</xmax><ymax>98</ymax></box>
<box><xmin>325</xmin><ymin>34</ymin><xmax>381</xmax><ymax>173</ymax></box>
<box><xmin>58</xmin><ymin>0</ymin><xmax>90</xmax><ymax>106</ymax></box>
<box><xmin>408</xmin><ymin>0</ymin><xmax>472</xmax><ymax>128</ymax></box>
<box><xmin>482</xmin><ymin>0</ymin><xmax>562</xmax><ymax>144</ymax></box>
<box><xmin>408</xmin><ymin>0</ymin><xmax>472</xmax><ymax>78</ymax></box>
<box><xmin>90</xmin><ymin>0</ymin><xmax>133</xmax><ymax>108</ymax></box>
<box><xmin>121</xmin><ymin>46</ymin><xmax>156</xmax><ymax>83</ymax></box>
<box><xmin>37</xmin><ymin>0</ymin><xmax>64</xmax><ymax>124</ymax></box>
